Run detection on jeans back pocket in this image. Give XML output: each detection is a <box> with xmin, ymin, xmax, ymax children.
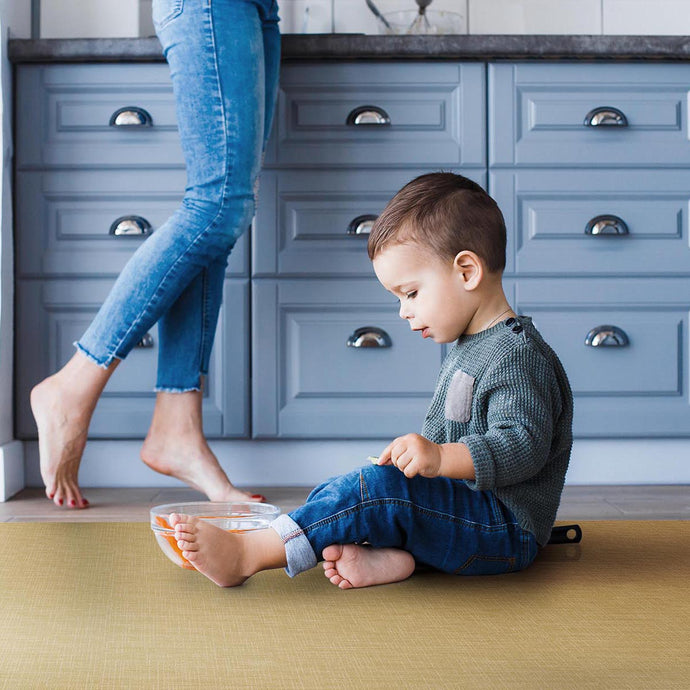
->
<box><xmin>152</xmin><ymin>0</ymin><xmax>184</xmax><ymax>31</ymax></box>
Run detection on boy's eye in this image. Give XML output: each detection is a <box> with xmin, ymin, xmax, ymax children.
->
<box><xmin>406</xmin><ymin>291</ymin><xmax>417</xmax><ymax>299</ymax></box>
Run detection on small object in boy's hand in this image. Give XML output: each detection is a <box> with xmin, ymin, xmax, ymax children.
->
<box><xmin>368</xmin><ymin>455</ymin><xmax>380</xmax><ymax>464</ymax></box>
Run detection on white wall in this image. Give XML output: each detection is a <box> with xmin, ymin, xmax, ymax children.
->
<box><xmin>283</xmin><ymin>0</ymin><xmax>690</xmax><ymax>35</ymax></box>
<box><xmin>1</xmin><ymin>0</ymin><xmax>29</xmax><ymax>38</ymax></box>
<box><xmin>0</xmin><ymin>0</ymin><xmax>29</xmax><ymax>499</ymax></box>
<box><xmin>29</xmin><ymin>0</ymin><xmax>690</xmax><ymax>36</ymax></box>
<box><xmin>40</xmin><ymin>0</ymin><xmax>140</xmax><ymax>39</ymax></box>
<box><xmin>20</xmin><ymin>437</ymin><xmax>690</xmax><ymax>488</ymax></box>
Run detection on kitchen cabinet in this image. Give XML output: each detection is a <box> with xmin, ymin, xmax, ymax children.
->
<box><xmin>491</xmin><ymin>62</ymin><xmax>690</xmax><ymax>435</ymax></box>
<box><xmin>252</xmin><ymin>61</ymin><xmax>485</xmax><ymax>436</ymax></box>
<box><xmin>14</xmin><ymin>58</ymin><xmax>690</xmax><ymax>439</ymax></box>
<box><xmin>14</xmin><ymin>64</ymin><xmax>249</xmax><ymax>438</ymax></box>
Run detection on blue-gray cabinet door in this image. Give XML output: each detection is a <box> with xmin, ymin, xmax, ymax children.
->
<box><xmin>491</xmin><ymin>168</ymin><xmax>690</xmax><ymax>276</ymax></box>
<box><xmin>490</xmin><ymin>62</ymin><xmax>690</xmax><ymax>168</ymax></box>
<box><xmin>15</xmin><ymin>170</ymin><xmax>248</xmax><ymax>278</ymax></box>
<box><xmin>15</xmin><ymin>278</ymin><xmax>249</xmax><ymax>439</ymax></box>
<box><xmin>16</xmin><ymin>64</ymin><xmax>184</xmax><ymax>169</ymax></box>
<box><xmin>265</xmin><ymin>62</ymin><xmax>486</xmax><ymax>168</ymax></box>
<box><xmin>252</xmin><ymin>279</ymin><xmax>446</xmax><ymax>438</ymax></box>
<box><xmin>253</xmin><ymin>168</ymin><xmax>487</xmax><ymax>277</ymax></box>
<box><xmin>513</xmin><ymin>277</ymin><xmax>690</xmax><ymax>437</ymax></box>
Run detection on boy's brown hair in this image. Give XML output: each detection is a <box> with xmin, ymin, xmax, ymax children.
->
<box><xmin>367</xmin><ymin>172</ymin><xmax>507</xmax><ymax>273</ymax></box>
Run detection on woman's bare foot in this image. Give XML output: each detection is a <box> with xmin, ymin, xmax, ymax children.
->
<box><xmin>169</xmin><ymin>513</ymin><xmax>286</xmax><ymax>587</ymax></box>
<box><xmin>142</xmin><ymin>435</ymin><xmax>265</xmax><ymax>502</ymax></box>
<box><xmin>30</xmin><ymin>354</ymin><xmax>115</xmax><ymax>508</ymax></box>
<box><xmin>141</xmin><ymin>391</ymin><xmax>265</xmax><ymax>503</ymax></box>
<box><xmin>322</xmin><ymin>544</ymin><xmax>416</xmax><ymax>589</ymax></box>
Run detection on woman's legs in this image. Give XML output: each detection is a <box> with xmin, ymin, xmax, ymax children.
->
<box><xmin>31</xmin><ymin>0</ymin><xmax>281</xmax><ymax>507</ymax></box>
<box><xmin>140</xmin><ymin>0</ymin><xmax>281</xmax><ymax>501</ymax></box>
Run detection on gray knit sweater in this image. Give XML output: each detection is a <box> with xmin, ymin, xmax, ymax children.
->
<box><xmin>421</xmin><ymin>316</ymin><xmax>573</xmax><ymax>546</ymax></box>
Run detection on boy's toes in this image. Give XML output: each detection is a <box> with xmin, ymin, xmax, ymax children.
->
<box><xmin>168</xmin><ymin>513</ymin><xmax>186</xmax><ymax>528</ymax></box>
<box><xmin>322</xmin><ymin>544</ymin><xmax>344</xmax><ymax>562</ymax></box>
<box><xmin>174</xmin><ymin>525</ymin><xmax>197</xmax><ymax>541</ymax></box>
<box><xmin>327</xmin><ymin>572</ymin><xmax>343</xmax><ymax>586</ymax></box>
<box><xmin>324</xmin><ymin>571</ymin><xmax>352</xmax><ymax>589</ymax></box>
<box><xmin>182</xmin><ymin>549</ymin><xmax>199</xmax><ymax>563</ymax></box>
<box><xmin>177</xmin><ymin>538</ymin><xmax>199</xmax><ymax>552</ymax></box>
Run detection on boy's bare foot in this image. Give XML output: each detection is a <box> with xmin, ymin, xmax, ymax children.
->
<box><xmin>322</xmin><ymin>544</ymin><xmax>416</xmax><ymax>589</ymax></box>
<box><xmin>169</xmin><ymin>513</ymin><xmax>287</xmax><ymax>587</ymax></box>
<box><xmin>30</xmin><ymin>375</ymin><xmax>91</xmax><ymax>509</ymax></box>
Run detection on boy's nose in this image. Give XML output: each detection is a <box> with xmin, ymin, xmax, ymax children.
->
<box><xmin>399</xmin><ymin>302</ymin><xmax>412</xmax><ymax>320</ymax></box>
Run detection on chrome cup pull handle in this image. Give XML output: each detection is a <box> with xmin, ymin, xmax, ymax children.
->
<box><xmin>346</xmin><ymin>106</ymin><xmax>391</xmax><ymax>126</ymax></box>
<box><xmin>136</xmin><ymin>332</ymin><xmax>155</xmax><ymax>349</ymax></box>
<box><xmin>347</xmin><ymin>326</ymin><xmax>392</xmax><ymax>348</ymax></box>
<box><xmin>347</xmin><ymin>214</ymin><xmax>378</xmax><ymax>235</ymax></box>
<box><xmin>109</xmin><ymin>106</ymin><xmax>153</xmax><ymax>127</ymax></box>
<box><xmin>109</xmin><ymin>215</ymin><xmax>153</xmax><ymax>237</ymax></box>
<box><xmin>583</xmin><ymin>107</ymin><xmax>628</xmax><ymax>127</ymax></box>
<box><xmin>585</xmin><ymin>215</ymin><xmax>629</xmax><ymax>236</ymax></box>
<box><xmin>585</xmin><ymin>325</ymin><xmax>629</xmax><ymax>347</ymax></box>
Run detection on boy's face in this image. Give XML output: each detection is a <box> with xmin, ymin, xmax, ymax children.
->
<box><xmin>373</xmin><ymin>242</ymin><xmax>479</xmax><ymax>343</ymax></box>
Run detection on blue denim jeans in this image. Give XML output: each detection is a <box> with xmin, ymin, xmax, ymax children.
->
<box><xmin>271</xmin><ymin>464</ymin><xmax>538</xmax><ymax>578</ymax></box>
<box><xmin>77</xmin><ymin>0</ymin><xmax>281</xmax><ymax>391</ymax></box>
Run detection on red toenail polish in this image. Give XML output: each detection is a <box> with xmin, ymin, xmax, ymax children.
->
<box><xmin>82</xmin><ymin>499</ymin><xmax>89</xmax><ymax>507</ymax></box>
<box><xmin>251</xmin><ymin>494</ymin><xmax>266</xmax><ymax>501</ymax></box>
<box><xmin>69</xmin><ymin>499</ymin><xmax>76</xmax><ymax>507</ymax></box>
<box><xmin>48</xmin><ymin>493</ymin><xmax>55</xmax><ymax>499</ymax></box>
<box><xmin>58</xmin><ymin>498</ymin><xmax>63</xmax><ymax>506</ymax></box>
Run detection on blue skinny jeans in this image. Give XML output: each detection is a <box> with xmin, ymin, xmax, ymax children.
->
<box><xmin>77</xmin><ymin>0</ymin><xmax>281</xmax><ymax>391</ymax></box>
<box><xmin>271</xmin><ymin>464</ymin><xmax>538</xmax><ymax>578</ymax></box>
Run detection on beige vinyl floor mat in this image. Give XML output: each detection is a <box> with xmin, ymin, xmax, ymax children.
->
<box><xmin>0</xmin><ymin>521</ymin><xmax>687</xmax><ymax>689</ymax></box>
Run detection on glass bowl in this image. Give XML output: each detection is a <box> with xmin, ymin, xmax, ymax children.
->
<box><xmin>150</xmin><ymin>501</ymin><xmax>281</xmax><ymax>569</ymax></box>
<box><xmin>377</xmin><ymin>10</ymin><xmax>465</xmax><ymax>35</ymax></box>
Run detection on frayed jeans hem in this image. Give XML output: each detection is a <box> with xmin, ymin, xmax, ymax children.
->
<box><xmin>74</xmin><ymin>342</ymin><xmax>121</xmax><ymax>369</ymax></box>
<box><xmin>153</xmin><ymin>385</ymin><xmax>203</xmax><ymax>393</ymax></box>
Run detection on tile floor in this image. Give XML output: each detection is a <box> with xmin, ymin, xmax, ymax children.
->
<box><xmin>1</xmin><ymin>485</ymin><xmax>688</xmax><ymax>522</ymax></box>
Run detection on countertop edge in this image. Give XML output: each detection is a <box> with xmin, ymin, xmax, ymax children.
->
<box><xmin>9</xmin><ymin>35</ymin><xmax>690</xmax><ymax>63</ymax></box>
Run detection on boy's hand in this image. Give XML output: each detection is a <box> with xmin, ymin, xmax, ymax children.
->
<box><xmin>377</xmin><ymin>433</ymin><xmax>442</xmax><ymax>478</ymax></box>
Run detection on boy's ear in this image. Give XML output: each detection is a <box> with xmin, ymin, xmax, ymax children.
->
<box><xmin>453</xmin><ymin>251</ymin><xmax>483</xmax><ymax>290</ymax></box>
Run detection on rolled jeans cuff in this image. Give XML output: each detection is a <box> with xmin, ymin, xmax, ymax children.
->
<box><xmin>270</xmin><ymin>514</ymin><xmax>317</xmax><ymax>578</ymax></box>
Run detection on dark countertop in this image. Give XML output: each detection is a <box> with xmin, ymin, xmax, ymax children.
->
<box><xmin>9</xmin><ymin>34</ymin><xmax>690</xmax><ymax>63</ymax></box>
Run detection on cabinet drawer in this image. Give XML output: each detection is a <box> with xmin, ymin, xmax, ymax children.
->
<box><xmin>15</xmin><ymin>170</ymin><xmax>248</xmax><ymax>278</ymax></box>
<box><xmin>253</xmin><ymin>168</ymin><xmax>486</xmax><ymax>276</ymax></box>
<box><xmin>490</xmin><ymin>63</ymin><xmax>690</xmax><ymax>167</ymax></box>
<box><xmin>252</xmin><ymin>280</ymin><xmax>445</xmax><ymax>438</ymax></box>
<box><xmin>265</xmin><ymin>62</ymin><xmax>485</xmax><ymax>168</ymax></box>
<box><xmin>513</xmin><ymin>278</ymin><xmax>690</xmax><ymax>436</ymax></box>
<box><xmin>16</xmin><ymin>64</ymin><xmax>184</xmax><ymax>169</ymax></box>
<box><xmin>15</xmin><ymin>279</ymin><xmax>250</xmax><ymax>438</ymax></box>
<box><xmin>492</xmin><ymin>169</ymin><xmax>690</xmax><ymax>276</ymax></box>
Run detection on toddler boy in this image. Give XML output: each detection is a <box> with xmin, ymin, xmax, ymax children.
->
<box><xmin>169</xmin><ymin>172</ymin><xmax>574</xmax><ymax>588</ymax></box>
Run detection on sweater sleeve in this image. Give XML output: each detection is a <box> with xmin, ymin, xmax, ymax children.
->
<box><xmin>462</xmin><ymin>344</ymin><xmax>561</xmax><ymax>491</ymax></box>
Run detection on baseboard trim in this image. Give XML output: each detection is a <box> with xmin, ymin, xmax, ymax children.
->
<box><xmin>0</xmin><ymin>440</ymin><xmax>25</xmax><ymax>501</ymax></box>
<box><xmin>19</xmin><ymin>437</ymin><xmax>690</xmax><ymax>488</ymax></box>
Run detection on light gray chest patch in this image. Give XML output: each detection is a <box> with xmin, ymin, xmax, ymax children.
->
<box><xmin>445</xmin><ymin>370</ymin><xmax>475</xmax><ymax>423</ymax></box>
